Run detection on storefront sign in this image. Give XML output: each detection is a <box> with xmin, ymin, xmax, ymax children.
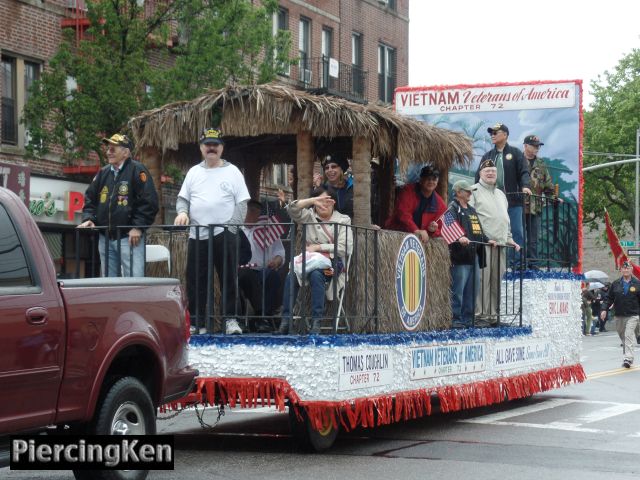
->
<box><xmin>29</xmin><ymin>177</ymin><xmax>87</xmax><ymax>225</ymax></box>
<box><xmin>0</xmin><ymin>161</ymin><xmax>30</xmax><ymax>205</ymax></box>
<box><xmin>338</xmin><ymin>350</ymin><xmax>393</xmax><ymax>391</ymax></box>
<box><xmin>410</xmin><ymin>343</ymin><xmax>486</xmax><ymax>380</ymax></box>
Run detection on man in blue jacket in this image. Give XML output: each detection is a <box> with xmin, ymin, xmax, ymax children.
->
<box><xmin>476</xmin><ymin>123</ymin><xmax>531</xmax><ymax>268</ymax></box>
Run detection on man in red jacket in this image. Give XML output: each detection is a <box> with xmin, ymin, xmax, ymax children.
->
<box><xmin>385</xmin><ymin>165</ymin><xmax>447</xmax><ymax>242</ymax></box>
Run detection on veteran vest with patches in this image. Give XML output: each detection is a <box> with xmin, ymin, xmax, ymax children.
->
<box><xmin>82</xmin><ymin>157</ymin><xmax>159</xmax><ymax>238</ymax></box>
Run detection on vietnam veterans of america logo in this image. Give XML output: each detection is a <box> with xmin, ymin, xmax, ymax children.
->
<box><xmin>395</xmin><ymin>234</ymin><xmax>427</xmax><ymax>330</ymax></box>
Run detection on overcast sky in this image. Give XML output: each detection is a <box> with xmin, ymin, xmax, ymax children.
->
<box><xmin>408</xmin><ymin>0</ymin><xmax>640</xmax><ymax>109</ymax></box>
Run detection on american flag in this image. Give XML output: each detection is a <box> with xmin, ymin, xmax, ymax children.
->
<box><xmin>252</xmin><ymin>215</ymin><xmax>286</xmax><ymax>250</ymax></box>
<box><xmin>437</xmin><ymin>210</ymin><xmax>465</xmax><ymax>245</ymax></box>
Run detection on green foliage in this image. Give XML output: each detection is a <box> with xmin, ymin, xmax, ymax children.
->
<box><xmin>584</xmin><ymin>48</ymin><xmax>640</xmax><ymax>234</ymax></box>
<box><xmin>22</xmin><ymin>0</ymin><xmax>291</xmax><ymax>163</ymax></box>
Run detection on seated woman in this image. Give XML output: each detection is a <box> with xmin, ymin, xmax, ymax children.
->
<box><xmin>385</xmin><ymin>165</ymin><xmax>447</xmax><ymax>242</ymax></box>
<box><xmin>278</xmin><ymin>187</ymin><xmax>352</xmax><ymax>334</ymax></box>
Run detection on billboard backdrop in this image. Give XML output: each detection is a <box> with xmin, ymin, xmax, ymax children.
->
<box><xmin>395</xmin><ymin>80</ymin><xmax>583</xmax><ymax>271</ymax></box>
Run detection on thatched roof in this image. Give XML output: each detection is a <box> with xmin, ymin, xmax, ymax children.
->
<box><xmin>128</xmin><ymin>83</ymin><xmax>472</xmax><ymax>172</ymax></box>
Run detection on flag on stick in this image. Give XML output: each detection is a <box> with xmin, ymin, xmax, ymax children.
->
<box><xmin>437</xmin><ymin>210</ymin><xmax>465</xmax><ymax>245</ymax></box>
<box><xmin>252</xmin><ymin>215</ymin><xmax>285</xmax><ymax>250</ymax></box>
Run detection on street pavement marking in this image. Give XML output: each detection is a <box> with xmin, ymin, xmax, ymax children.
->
<box><xmin>588</xmin><ymin>365</ymin><xmax>639</xmax><ymax>380</ymax></box>
<box><xmin>461</xmin><ymin>399</ymin><xmax>640</xmax><ymax>436</ymax></box>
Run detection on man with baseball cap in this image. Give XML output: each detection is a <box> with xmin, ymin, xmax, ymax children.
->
<box><xmin>447</xmin><ymin>179</ymin><xmax>495</xmax><ymax>328</ymax></box>
<box><xmin>522</xmin><ymin>134</ymin><xmax>559</xmax><ymax>269</ymax></box>
<box><xmin>476</xmin><ymin>123</ymin><xmax>530</xmax><ymax>269</ymax></box>
<box><xmin>385</xmin><ymin>164</ymin><xmax>448</xmax><ymax>242</ymax></box>
<box><xmin>79</xmin><ymin>132</ymin><xmax>158</xmax><ymax>277</ymax></box>
<box><xmin>174</xmin><ymin>127</ymin><xmax>251</xmax><ymax>335</ymax></box>
<box><xmin>601</xmin><ymin>260</ymin><xmax>640</xmax><ymax>368</ymax></box>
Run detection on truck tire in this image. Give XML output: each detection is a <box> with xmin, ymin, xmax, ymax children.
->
<box><xmin>288</xmin><ymin>405</ymin><xmax>339</xmax><ymax>452</ymax></box>
<box><xmin>73</xmin><ymin>377</ymin><xmax>156</xmax><ymax>480</ymax></box>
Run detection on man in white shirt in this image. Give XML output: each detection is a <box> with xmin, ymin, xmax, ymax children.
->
<box><xmin>239</xmin><ymin>200</ymin><xmax>285</xmax><ymax>333</ymax></box>
<box><xmin>174</xmin><ymin>128</ymin><xmax>251</xmax><ymax>335</ymax></box>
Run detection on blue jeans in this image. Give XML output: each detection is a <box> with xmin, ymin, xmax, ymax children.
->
<box><xmin>99</xmin><ymin>233</ymin><xmax>145</xmax><ymax>277</ymax></box>
<box><xmin>508</xmin><ymin>205</ymin><xmax>524</xmax><ymax>267</ymax></box>
<box><xmin>525</xmin><ymin>213</ymin><xmax>540</xmax><ymax>267</ymax></box>
<box><xmin>281</xmin><ymin>270</ymin><xmax>330</xmax><ymax>324</ymax></box>
<box><xmin>451</xmin><ymin>261</ymin><xmax>479</xmax><ymax>327</ymax></box>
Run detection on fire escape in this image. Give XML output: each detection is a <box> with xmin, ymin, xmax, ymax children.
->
<box><xmin>60</xmin><ymin>0</ymin><xmax>102</xmax><ymax>176</ymax></box>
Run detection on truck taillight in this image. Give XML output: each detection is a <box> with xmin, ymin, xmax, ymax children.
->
<box><xmin>184</xmin><ymin>309</ymin><xmax>191</xmax><ymax>342</ymax></box>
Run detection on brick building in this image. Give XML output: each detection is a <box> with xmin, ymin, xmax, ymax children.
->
<box><xmin>0</xmin><ymin>0</ymin><xmax>409</xmax><ymax>274</ymax></box>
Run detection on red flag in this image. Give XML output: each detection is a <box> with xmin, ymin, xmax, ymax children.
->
<box><xmin>437</xmin><ymin>210</ymin><xmax>465</xmax><ymax>245</ymax></box>
<box><xmin>604</xmin><ymin>211</ymin><xmax>640</xmax><ymax>278</ymax></box>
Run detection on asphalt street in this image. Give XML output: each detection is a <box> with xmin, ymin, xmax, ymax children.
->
<box><xmin>3</xmin><ymin>325</ymin><xmax>640</xmax><ymax>480</ymax></box>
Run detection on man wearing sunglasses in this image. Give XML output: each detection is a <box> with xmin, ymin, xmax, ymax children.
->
<box><xmin>476</xmin><ymin>123</ymin><xmax>531</xmax><ymax>269</ymax></box>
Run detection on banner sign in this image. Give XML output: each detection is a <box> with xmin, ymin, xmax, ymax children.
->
<box><xmin>493</xmin><ymin>339</ymin><xmax>552</xmax><ymax>370</ymax></box>
<box><xmin>547</xmin><ymin>281</ymin><xmax>572</xmax><ymax>317</ymax></box>
<box><xmin>395</xmin><ymin>80</ymin><xmax>583</xmax><ymax>271</ymax></box>
<box><xmin>338</xmin><ymin>350</ymin><xmax>393</xmax><ymax>391</ymax></box>
<box><xmin>410</xmin><ymin>343</ymin><xmax>486</xmax><ymax>380</ymax></box>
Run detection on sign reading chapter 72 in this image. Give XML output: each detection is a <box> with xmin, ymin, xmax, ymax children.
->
<box><xmin>627</xmin><ymin>249</ymin><xmax>640</xmax><ymax>256</ymax></box>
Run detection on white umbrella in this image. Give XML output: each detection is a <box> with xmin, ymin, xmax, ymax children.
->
<box><xmin>584</xmin><ymin>270</ymin><xmax>609</xmax><ymax>282</ymax></box>
<box><xmin>587</xmin><ymin>281</ymin><xmax>604</xmax><ymax>291</ymax></box>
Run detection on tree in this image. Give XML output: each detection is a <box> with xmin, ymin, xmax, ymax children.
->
<box><xmin>22</xmin><ymin>0</ymin><xmax>291</xmax><ymax>163</ymax></box>
<box><xmin>583</xmin><ymin>48</ymin><xmax>640</xmax><ymax>234</ymax></box>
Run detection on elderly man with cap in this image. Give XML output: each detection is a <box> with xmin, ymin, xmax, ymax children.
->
<box><xmin>469</xmin><ymin>159</ymin><xmax>521</xmax><ymax>325</ymax></box>
<box><xmin>79</xmin><ymin>133</ymin><xmax>158</xmax><ymax>277</ymax></box>
<box><xmin>522</xmin><ymin>134</ymin><xmax>558</xmax><ymax>269</ymax></box>
<box><xmin>600</xmin><ymin>261</ymin><xmax>640</xmax><ymax>368</ymax></box>
<box><xmin>385</xmin><ymin>165</ymin><xmax>447</xmax><ymax>243</ymax></box>
<box><xmin>447</xmin><ymin>179</ymin><xmax>495</xmax><ymax>328</ymax></box>
<box><xmin>174</xmin><ymin>127</ymin><xmax>251</xmax><ymax>335</ymax></box>
<box><xmin>476</xmin><ymin>123</ymin><xmax>530</xmax><ymax>268</ymax></box>
<box><xmin>313</xmin><ymin>155</ymin><xmax>354</xmax><ymax>219</ymax></box>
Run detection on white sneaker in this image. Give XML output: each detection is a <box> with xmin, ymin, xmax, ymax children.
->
<box><xmin>199</xmin><ymin>327</ymin><xmax>207</xmax><ymax>335</ymax></box>
<box><xmin>225</xmin><ymin>319</ymin><xmax>242</xmax><ymax>335</ymax></box>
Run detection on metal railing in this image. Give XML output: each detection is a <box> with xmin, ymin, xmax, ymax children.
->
<box><xmin>295</xmin><ymin>57</ymin><xmax>368</xmax><ymax>104</ymax></box>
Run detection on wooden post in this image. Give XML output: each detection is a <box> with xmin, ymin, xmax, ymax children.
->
<box><xmin>296</xmin><ymin>131</ymin><xmax>314</xmax><ymax>199</ymax></box>
<box><xmin>139</xmin><ymin>146</ymin><xmax>162</xmax><ymax>224</ymax></box>
<box><xmin>352</xmin><ymin>135</ymin><xmax>371</xmax><ymax>227</ymax></box>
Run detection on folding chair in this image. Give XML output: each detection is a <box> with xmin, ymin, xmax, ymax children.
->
<box><xmin>333</xmin><ymin>254</ymin><xmax>351</xmax><ymax>333</ymax></box>
<box><xmin>145</xmin><ymin>244</ymin><xmax>171</xmax><ymax>274</ymax></box>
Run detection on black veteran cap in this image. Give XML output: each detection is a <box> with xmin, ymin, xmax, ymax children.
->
<box><xmin>524</xmin><ymin>135</ymin><xmax>544</xmax><ymax>146</ymax></box>
<box><xmin>622</xmin><ymin>260</ymin><xmax>632</xmax><ymax>268</ymax></box>
<box><xmin>420</xmin><ymin>165</ymin><xmax>440</xmax><ymax>178</ymax></box>
<box><xmin>478</xmin><ymin>159</ymin><xmax>496</xmax><ymax>171</ymax></box>
<box><xmin>102</xmin><ymin>133</ymin><xmax>133</xmax><ymax>150</ymax></box>
<box><xmin>487</xmin><ymin>123</ymin><xmax>509</xmax><ymax>135</ymax></box>
<box><xmin>200</xmin><ymin>127</ymin><xmax>224</xmax><ymax>145</ymax></box>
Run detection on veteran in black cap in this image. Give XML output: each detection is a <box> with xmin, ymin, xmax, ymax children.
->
<box><xmin>79</xmin><ymin>132</ymin><xmax>158</xmax><ymax>277</ymax></box>
<box><xmin>476</xmin><ymin>122</ymin><xmax>530</xmax><ymax>269</ymax></box>
<box><xmin>601</xmin><ymin>260</ymin><xmax>640</xmax><ymax>368</ymax></box>
<box><xmin>385</xmin><ymin>164</ymin><xmax>447</xmax><ymax>242</ymax></box>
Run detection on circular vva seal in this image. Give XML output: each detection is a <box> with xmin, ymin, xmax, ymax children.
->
<box><xmin>395</xmin><ymin>234</ymin><xmax>427</xmax><ymax>331</ymax></box>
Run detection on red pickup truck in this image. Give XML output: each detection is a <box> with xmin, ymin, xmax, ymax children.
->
<box><xmin>0</xmin><ymin>187</ymin><xmax>197</xmax><ymax>478</ymax></box>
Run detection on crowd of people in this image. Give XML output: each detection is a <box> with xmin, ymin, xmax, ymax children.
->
<box><xmin>79</xmin><ymin>122</ymin><xmax>562</xmax><ymax>335</ymax></box>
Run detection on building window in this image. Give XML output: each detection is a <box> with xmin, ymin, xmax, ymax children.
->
<box><xmin>2</xmin><ymin>55</ymin><xmax>42</xmax><ymax>148</ymax></box>
<box><xmin>299</xmin><ymin>17</ymin><xmax>311</xmax><ymax>84</ymax></box>
<box><xmin>272</xmin><ymin>164</ymin><xmax>289</xmax><ymax>187</ymax></box>
<box><xmin>272</xmin><ymin>7</ymin><xmax>289</xmax><ymax>75</ymax></box>
<box><xmin>351</xmin><ymin>33</ymin><xmax>364</xmax><ymax>96</ymax></box>
<box><xmin>378</xmin><ymin>44</ymin><xmax>396</xmax><ymax>104</ymax></box>
<box><xmin>1</xmin><ymin>56</ymin><xmax>17</xmax><ymax>145</ymax></box>
<box><xmin>321</xmin><ymin>28</ymin><xmax>333</xmax><ymax>88</ymax></box>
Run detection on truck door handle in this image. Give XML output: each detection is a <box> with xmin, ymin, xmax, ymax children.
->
<box><xmin>26</xmin><ymin>307</ymin><xmax>49</xmax><ymax>325</ymax></box>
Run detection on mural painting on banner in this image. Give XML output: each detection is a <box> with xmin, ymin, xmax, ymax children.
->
<box><xmin>395</xmin><ymin>81</ymin><xmax>583</xmax><ymax>270</ymax></box>
<box><xmin>395</xmin><ymin>234</ymin><xmax>427</xmax><ymax>331</ymax></box>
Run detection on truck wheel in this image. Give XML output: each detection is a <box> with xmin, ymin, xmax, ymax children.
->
<box><xmin>73</xmin><ymin>377</ymin><xmax>156</xmax><ymax>480</ymax></box>
<box><xmin>288</xmin><ymin>405</ymin><xmax>339</xmax><ymax>452</ymax></box>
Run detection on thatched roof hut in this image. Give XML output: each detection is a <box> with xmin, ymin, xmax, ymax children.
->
<box><xmin>128</xmin><ymin>83</ymin><xmax>473</xmax><ymax>226</ymax></box>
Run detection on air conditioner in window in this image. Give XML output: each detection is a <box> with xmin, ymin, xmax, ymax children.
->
<box><xmin>302</xmin><ymin>69</ymin><xmax>312</xmax><ymax>85</ymax></box>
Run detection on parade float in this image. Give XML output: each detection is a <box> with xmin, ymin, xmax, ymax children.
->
<box><xmin>127</xmin><ymin>84</ymin><xmax>585</xmax><ymax>450</ymax></box>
